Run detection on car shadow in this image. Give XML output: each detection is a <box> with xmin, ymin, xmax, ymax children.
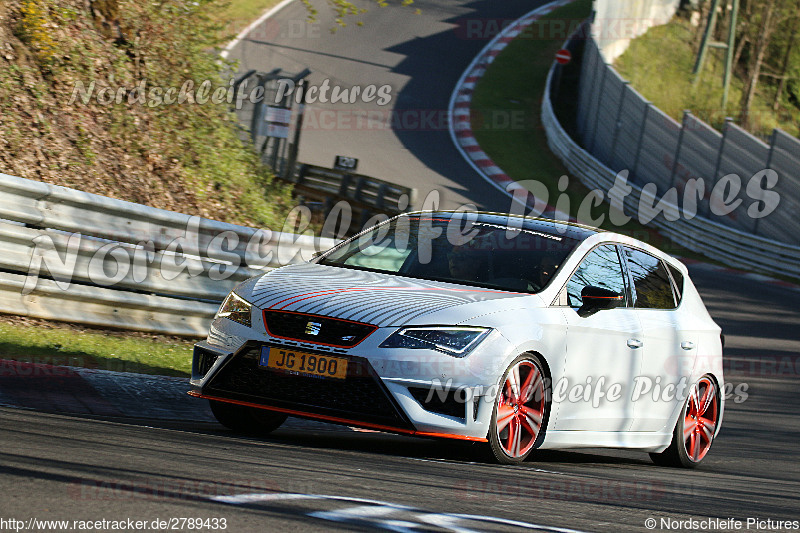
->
<box><xmin>213</xmin><ymin>420</ymin><xmax>652</xmax><ymax>468</ymax></box>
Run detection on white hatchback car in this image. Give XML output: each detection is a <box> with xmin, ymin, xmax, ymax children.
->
<box><xmin>190</xmin><ymin>212</ymin><xmax>724</xmax><ymax>466</ymax></box>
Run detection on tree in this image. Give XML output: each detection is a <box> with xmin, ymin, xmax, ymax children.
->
<box><xmin>739</xmin><ymin>0</ymin><xmax>777</xmax><ymax>126</ymax></box>
<box><xmin>772</xmin><ymin>14</ymin><xmax>800</xmax><ymax>110</ymax></box>
<box><xmin>735</xmin><ymin>0</ymin><xmax>799</xmax><ymax>126</ymax></box>
<box><xmin>690</xmin><ymin>0</ymin><xmax>799</xmax><ymax>128</ymax></box>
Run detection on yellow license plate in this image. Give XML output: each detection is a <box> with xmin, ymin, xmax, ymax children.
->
<box><xmin>259</xmin><ymin>347</ymin><xmax>348</xmax><ymax>380</ymax></box>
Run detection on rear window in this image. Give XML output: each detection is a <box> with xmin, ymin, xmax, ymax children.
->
<box><xmin>666</xmin><ymin>263</ymin><xmax>684</xmax><ymax>305</ymax></box>
<box><xmin>622</xmin><ymin>247</ymin><xmax>677</xmax><ymax>309</ymax></box>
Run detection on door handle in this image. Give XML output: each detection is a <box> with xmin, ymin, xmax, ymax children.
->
<box><xmin>627</xmin><ymin>339</ymin><xmax>643</xmax><ymax>349</ymax></box>
<box><xmin>681</xmin><ymin>341</ymin><xmax>695</xmax><ymax>351</ymax></box>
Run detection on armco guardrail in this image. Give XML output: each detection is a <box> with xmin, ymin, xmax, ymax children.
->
<box><xmin>291</xmin><ymin>164</ymin><xmax>416</xmax><ymax>231</ymax></box>
<box><xmin>0</xmin><ymin>172</ymin><xmax>336</xmax><ymax>336</ymax></box>
<box><xmin>541</xmin><ymin>31</ymin><xmax>800</xmax><ymax>279</ymax></box>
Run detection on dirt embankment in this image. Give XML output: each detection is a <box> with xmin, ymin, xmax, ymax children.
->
<box><xmin>0</xmin><ymin>0</ymin><xmax>291</xmax><ymax>227</ymax></box>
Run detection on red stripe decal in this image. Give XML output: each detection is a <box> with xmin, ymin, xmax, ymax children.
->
<box><xmin>191</xmin><ymin>392</ymin><xmax>488</xmax><ymax>443</ymax></box>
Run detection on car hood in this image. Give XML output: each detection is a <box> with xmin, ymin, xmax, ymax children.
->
<box><xmin>246</xmin><ymin>262</ymin><xmax>539</xmax><ymax>327</ymax></box>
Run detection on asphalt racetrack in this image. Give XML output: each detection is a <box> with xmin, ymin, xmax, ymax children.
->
<box><xmin>2</xmin><ymin>0</ymin><xmax>799</xmax><ymax>531</ymax></box>
<box><xmin>229</xmin><ymin>0</ymin><xmax>552</xmax><ymax>211</ymax></box>
<box><xmin>2</xmin><ymin>252</ymin><xmax>799</xmax><ymax>532</ymax></box>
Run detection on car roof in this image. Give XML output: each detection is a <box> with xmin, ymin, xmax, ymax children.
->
<box><xmin>401</xmin><ymin>211</ymin><xmax>601</xmax><ymax>243</ymax></box>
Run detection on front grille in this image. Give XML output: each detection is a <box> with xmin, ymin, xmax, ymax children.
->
<box><xmin>262</xmin><ymin>310</ymin><xmax>376</xmax><ymax>348</ymax></box>
<box><xmin>193</xmin><ymin>346</ymin><xmax>218</xmax><ymax>378</ymax></box>
<box><xmin>204</xmin><ymin>344</ymin><xmax>412</xmax><ymax>429</ymax></box>
<box><xmin>408</xmin><ymin>386</ymin><xmax>466</xmax><ymax>420</ymax></box>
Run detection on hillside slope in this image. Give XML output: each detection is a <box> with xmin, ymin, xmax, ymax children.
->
<box><xmin>0</xmin><ymin>0</ymin><xmax>292</xmax><ymax>227</ymax></box>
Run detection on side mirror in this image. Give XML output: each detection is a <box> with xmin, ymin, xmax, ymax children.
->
<box><xmin>578</xmin><ymin>286</ymin><xmax>624</xmax><ymax>317</ymax></box>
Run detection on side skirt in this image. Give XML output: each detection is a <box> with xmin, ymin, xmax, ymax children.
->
<box><xmin>539</xmin><ymin>429</ymin><xmax>674</xmax><ymax>453</ymax></box>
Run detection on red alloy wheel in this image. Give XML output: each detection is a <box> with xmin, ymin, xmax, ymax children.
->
<box><xmin>683</xmin><ymin>376</ymin><xmax>719</xmax><ymax>463</ymax></box>
<box><xmin>492</xmin><ymin>358</ymin><xmax>546</xmax><ymax>462</ymax></box>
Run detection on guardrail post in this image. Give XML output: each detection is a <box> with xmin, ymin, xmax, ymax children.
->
<box><xmin>285</xmin><ymin>79</ymin><xmax>307</xmax><ymax>180</ymax></box>
<box><xmin>704</xmin><ymin>117</ymin><xmax>733</xmax><ymax>217</ymax></box>
<box><xmin>338</xmin><ymin>173</ymin><xmax>352</xmax><ymax>197</ymax></box>
<box><xmin>753</xmin><ymin>129</ymin><xmax>779</xmax><ymax>236</ymax></box>
<box><xmin>295</xmin><ymin>164</ymin><xmax>308</xmax><ymax>185</ymax></box>
<box><xmin>632</xmin><ymin>103</ymin><xmax>651</xmax><ymax>184</ymax></box>
<box><xmin>407</xmin><ymin>189</ymin><xmax>417</xmax><ymax>211</ymax></box>
<box><xmin>588</xmin><ymin>56</ymin><xmax>608</xmax><ymax>154</ymax></box>
<box><xmin>609</xmin><ymin>81</ymin><xmax>630</xmax><ymax>168</ymax></box>
<box><xmin>250</xmin><ymin>74</ymin><xmax>267</xmax><ymax>144</ymax></box>
<box><xmin>766</xmin><ymin>129</ymin><xmax>777</xmax><ymax>170</ymax></box>
<box><xmin>322</xmin><ymin>196</ymin><xmax>334</xmax><ymax>219</ymax></box>
<box><xmin>353</xmin><ymin>176</ymin><xmax>366</xmax><ymax>202</ymax></box>
<box><xmin>375</xmin><ymin>183</ymin><xmax>388</xmax><ymax>210</ymax></box>
<box><xmin>232</xmin><ymin>69</ymin><xmax>256</xmax><ymax>112</ymax></box>
<box><xmin>669</xmin><ymin>110</ymin><xmax>691</xmax><ymax>190</ymax></box>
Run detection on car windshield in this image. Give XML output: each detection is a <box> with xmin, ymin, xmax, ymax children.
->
<box><xmin>318</xmin><ymin>215</ymin><xmax>581</xmax><ymax>293</ymax></box>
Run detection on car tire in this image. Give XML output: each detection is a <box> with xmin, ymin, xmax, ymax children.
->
<box><xmin>487</xmin><ymin>354</ymin><xmax>550</xmax><ymax>464</ymax></box>
<box><xmin>650</xmin><ymin>375</ymin><xmax>720</xmax><ymax>468</ymax></box>
<box><xmin>209</xmin><ymin>400</ymin><xmax>288</xmax><ymax>436</ymax></box>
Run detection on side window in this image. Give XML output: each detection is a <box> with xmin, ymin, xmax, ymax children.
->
<box><xmin>565</xmin><ymin>245</ymin><xmax>627</xmax><ymax>307</ymax></box>
<box><xmin>622</xmin><ymin>248</ymin><xmax>676</xmax><ymax>309</ymax></box>
<box><xmin>666</xmin><ymin>263</ymin><xmax>684</xmax><ymax>305</ymax></box>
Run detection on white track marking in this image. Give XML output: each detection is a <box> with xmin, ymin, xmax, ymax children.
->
<box><xmin>211</xmin><ymin>492</ymin><xmax>594</xmax><ymax>532</ymax></box>
<box><xmin>220</xmin><ymin>0</ymin><xmax>296</xmax><ymax>60</ymax></box>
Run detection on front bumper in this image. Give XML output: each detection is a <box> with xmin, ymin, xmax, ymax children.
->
<box><xmin>194</xmin><ymin>341</ymin><xmax>413</xmax><ymax>430</ymax></box>
<box><xmin>189</xmin><ymin>325</ymin><xmax>512</xmax><ymax>441</ymax></box>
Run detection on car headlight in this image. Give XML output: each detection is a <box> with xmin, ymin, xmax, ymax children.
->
<box><xmin>216</xmin><ymin>291</ymin><xmax>252</xmax><ymax>327</ymax></box>
<box><xmin>379</xmin><ymin>326</ymin><xmax>491</xmax><ymax>357</ymax></box>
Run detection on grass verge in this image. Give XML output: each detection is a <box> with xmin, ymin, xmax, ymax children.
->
<box><xmin>0</xmin><ymin>317</ymin><xmax>194</xmax><ymax>377</ymax></box>
<box><xmin>470</xmin><ymin>0</ymin><xmax>592</xmax><ymax>211</ymax></box>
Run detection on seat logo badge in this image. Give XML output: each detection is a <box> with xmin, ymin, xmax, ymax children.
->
<box><xmin>305</xmin><ymin>321</ymin><xmax>322</xmax><ymax>336</ymax></box>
